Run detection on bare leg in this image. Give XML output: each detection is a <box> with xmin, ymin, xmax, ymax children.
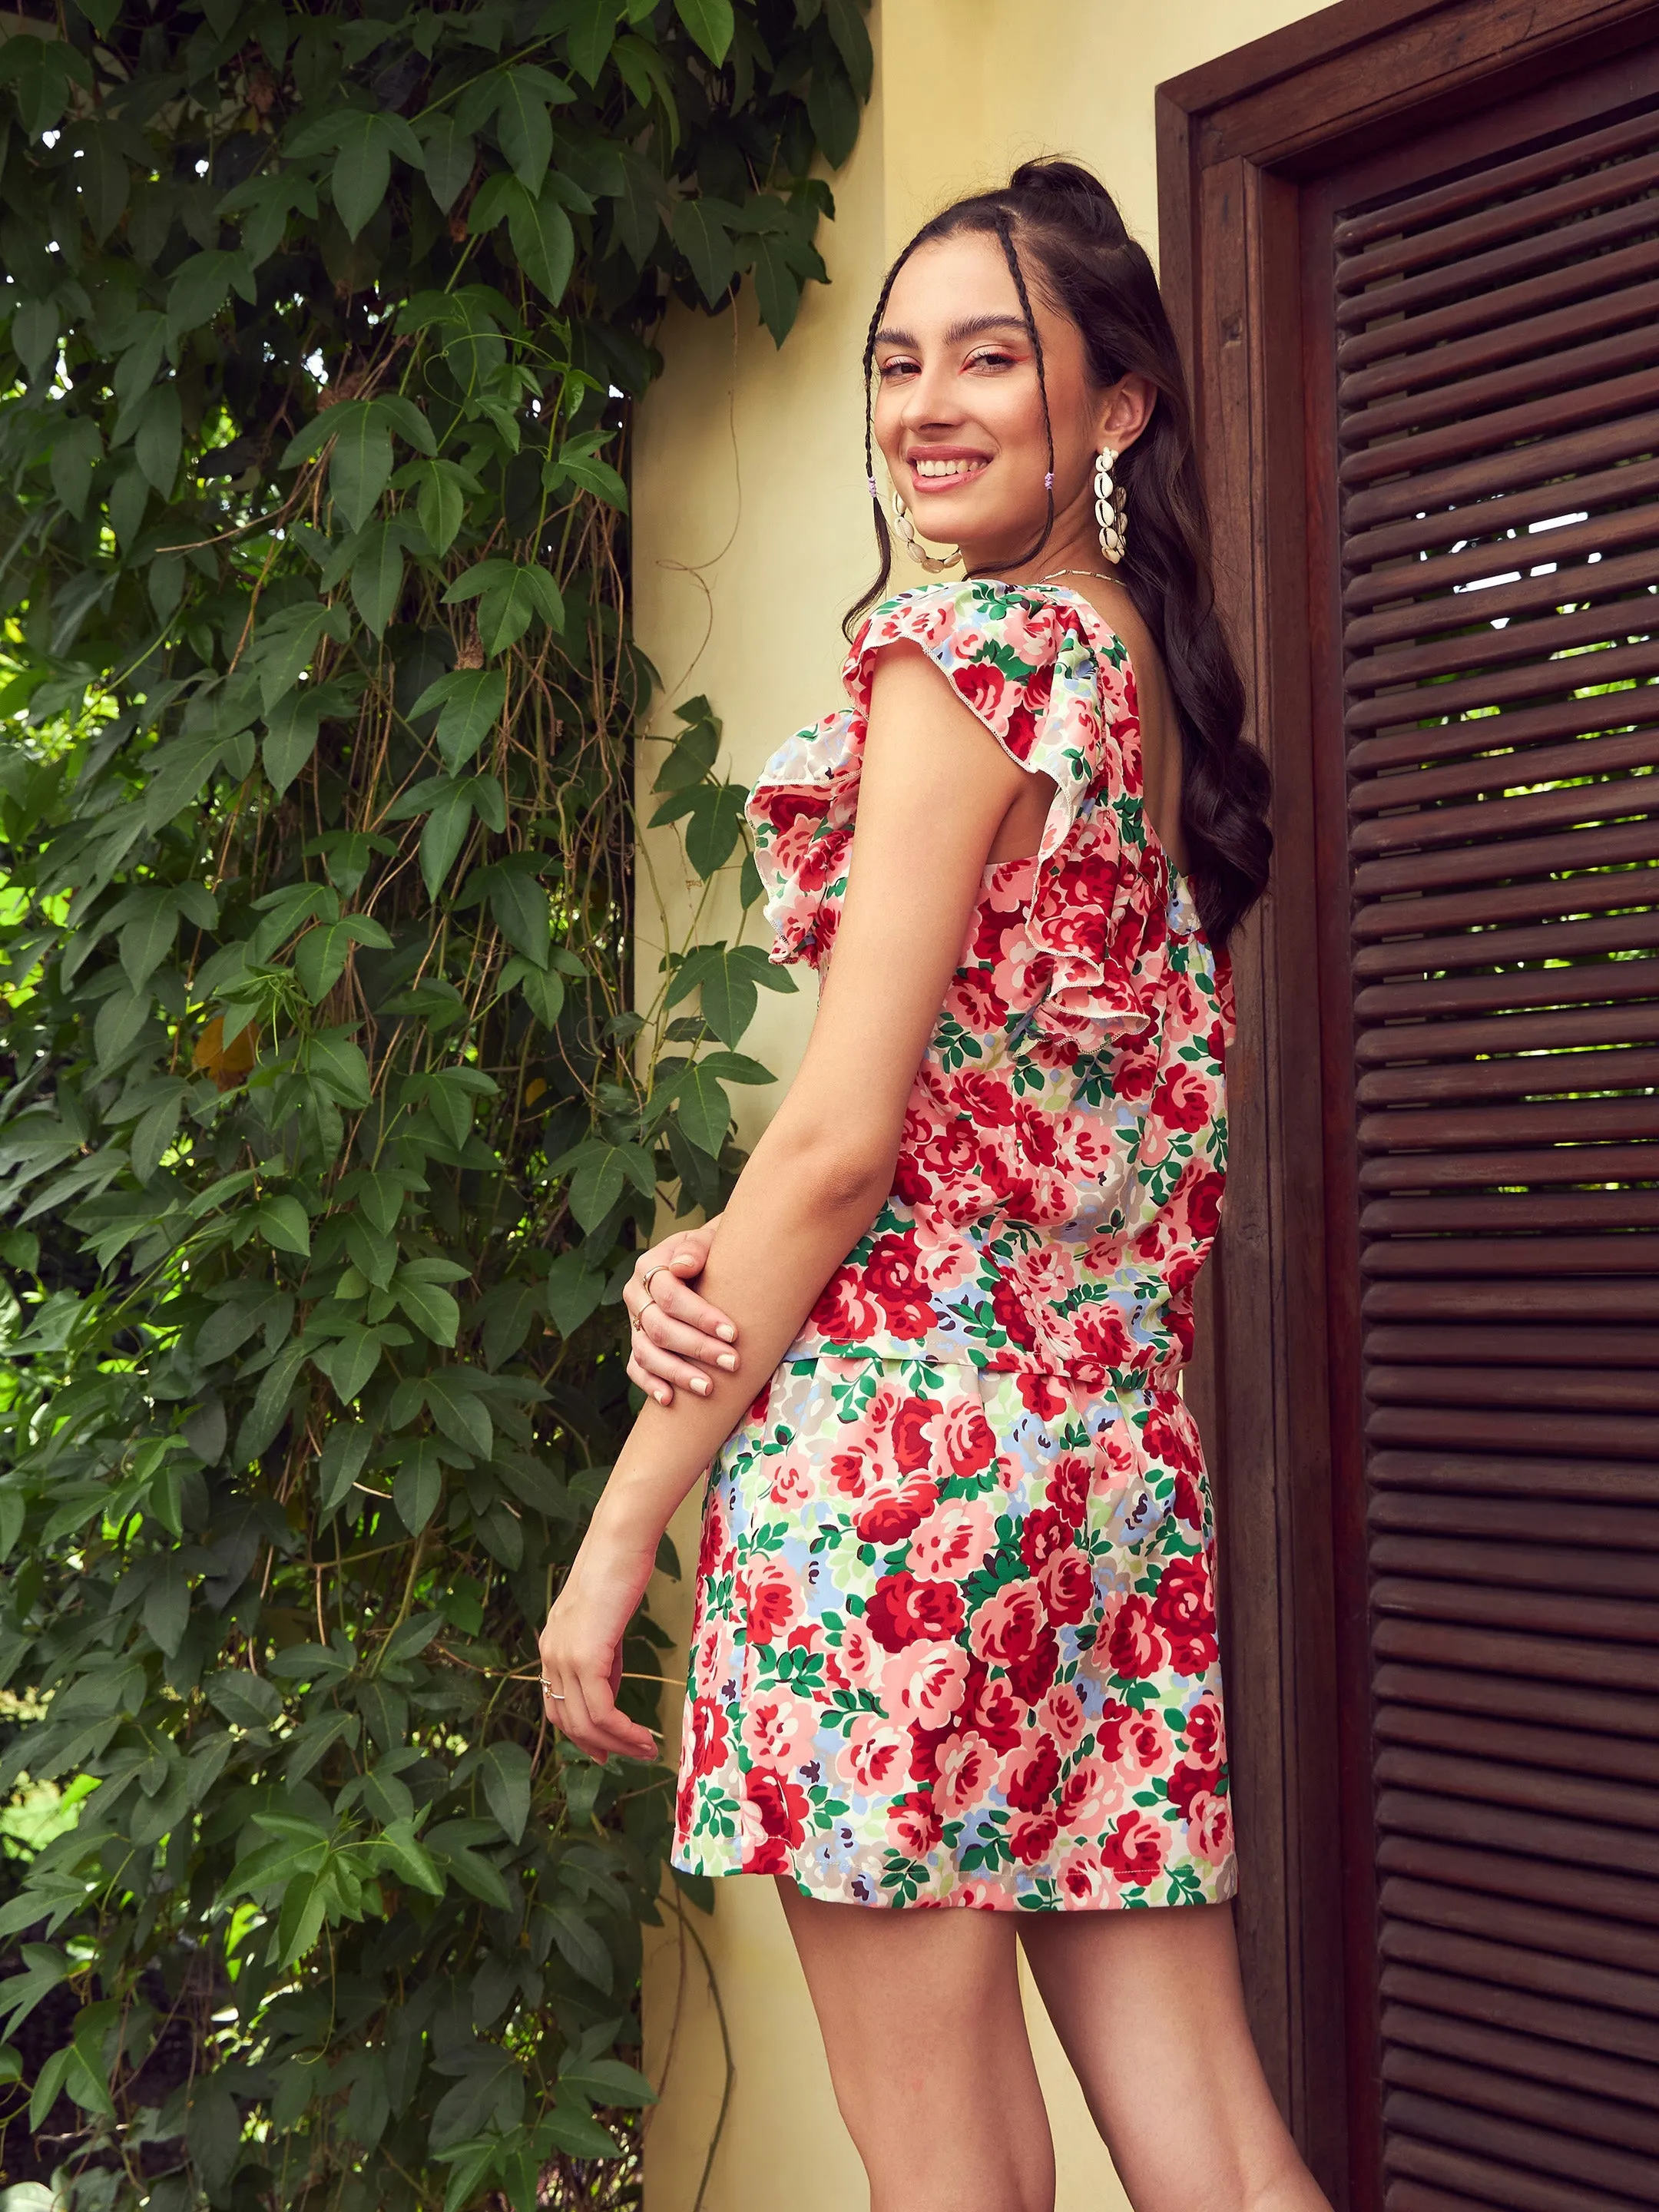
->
<box><xmin>775</xmin><ymin>1878</ymin><xmax>1057</xmax><ymax>2212</ymax></box>
<box><xmin>1018</xmin><ymin>1902</ymin><xmax>1330</xmax><ymax>2212</ymax></box>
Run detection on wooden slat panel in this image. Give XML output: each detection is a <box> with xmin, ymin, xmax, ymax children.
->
<box><xmin>1351</xmin><ymin>769</ymin><xmax>1659</xmax><ymax>857</ymax></box>
<box><xmin>1348</xmin><ymin>667</ymin><xmax>1659</xmax><ymax>774</ymax></box>
<box><xmin>1383</xmin><ymin>2047</ymin><xmax>1659</xmax><ymax>2158</ymax></box>
<box><xmin>1367</xmin><ymin>1448</ymin><xmax>1659</xmax><ymax>1500</ymax></box>
<box><xmin>1382</xmin><ymin>2003</ymin><xmax>1659</xmax><ymax>2114</ymax></box>
<box><xmin>1379</xmin><ymin>1963</ymin><xmax>1659</xmax><ymax>2059</ymax></box>
<box><xmin>1375</xmin><ymin>1704</ymin><xmax>1659</xmax><ymax>1783</ymax></box>
<box><xmin>1333</xmin><ymin>108</ymin><xmax>1659</xmax><ymax>254</ymax></box>
<box><xmin>1340</xmin><ymin>374</ymin><xmax>1659</xmax><ymax>492</ymax></box>
<box><xmin>1345</xmin><ymin>235</ymin><xmax>1659</xmax><ymax>378</ymax></box>
<box><xmin>1329</xmin><ymin>81</ymin><xmax>1659</xmax><ymax>2210</ymax></box>
<box><xmin>1366</xmin><ymin>1404</ymin><xmax>1659</xmax><ymax>1459</ymax></box>
<box><xmin>1371</xmin><ymin>1616</ymin><xmax>1659</xmax><ymax>1693</ymax></box>
<box><xmin>1344</xmin><ymin>323</ymin><xmax>1659</xmax><ymax>453</ymax></box>
<box><xmin>1365</xmin><ymin>1368</ymin><xmax>1659</xmax><ymax>1418</ymax></box>
<box><xmin>1376</xmin><ymin>1835</ymin><xmax>1659</xmax><ymax>1927</ymax></box>
<box><xmin>1383</xmin><ymin>2131</ymin><xmax>1654</xmax><ymax>2212</ymax></box>
<box><xmin>1349</xmin><ymin>727</ymin><xmax>1659</xmax><ymax>820</ymax></box>
<box><xmin>1346</xmin><ymin>490</ymin><xmax>1659</xmax><ymax>610</ymax></box>
<box><xmin>1359</xmin><ymin>1101</ymin><xmax>1659</xmax><ymax>1151</ymax></box>
<box><xmin>1381</xmin><ymin>1876</ymin><xmax>1659</xmax><ymax>1972</ymax></box>
<box><xmin>1335</xmin><ymin>191</ymin><xmax>1659</xmax><ymax>334</ymax></box>
<box><xmin>1355</xmin><ymin>965</ymin><xmax>1659</xmax><ymax>1022</ymax></box>
<box><xmin>1386</xmin><ymin>2093</ymin><xmax>1659</xmax><ymax>2206</ymax></box>
<box><xmin>1374</xmin><ymin>1747</ymin><xmax>1659</xmax><ymax>1835</ymax></box>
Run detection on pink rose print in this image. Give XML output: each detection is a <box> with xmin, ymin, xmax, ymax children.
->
<box><xmin>836</xmin><ymin>1714</ymin><xmax>912</xmax><ymax>1796</ymax></box>
<box><xmin>1104</xmin><ymin>1592</ymin><xmax>1169</xmax><ymax>1681</ymax></box>
<box><xmin>1188</xmin><ymin>1790</ymin><xmax>1234</xmax><ymax>1865</ymax></box>
<box><xmin>933</xmin><ymin>1730</ymin><xmax>1001</xmax><ymax>1820</ymax></box>
<box><xmin>740</xmin><ymin>1688</ymin><xmax>817</xmax><ymax>1773</ymax></box>
<box><xmin>967</xmin><ymin>1579</ymin><xmax>1045</xmax><ymax>1667</ymax></box>
<box><xmin>881</xmin><ymin>1640</ymin><xmax>970</xmax><ymax>1732</ymax></box>
<box><xmin>743</xmin><ymin>1557</ymin><xmax>804</xmax><ymax>1644</ymax></box>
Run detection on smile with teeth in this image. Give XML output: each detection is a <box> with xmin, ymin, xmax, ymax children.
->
<box><xmin>912</xmin><ymin>456</ymin><xmax>988</xmax><ymax>481</ymax></box>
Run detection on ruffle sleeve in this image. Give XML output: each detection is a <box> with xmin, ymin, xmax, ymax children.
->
<box><xmin>743</xmin><ymin>578</ymin><xmax>1169</xmax><ymax>1045</ymax></box>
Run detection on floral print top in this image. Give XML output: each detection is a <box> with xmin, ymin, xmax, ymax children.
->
<box><xmin>744</xmin><ymin>578</ymin><xmax>1233</xmax><ymax>1389</ymax></box>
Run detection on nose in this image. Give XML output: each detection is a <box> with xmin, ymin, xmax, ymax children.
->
<box><xmin>897</xmin><ymin>356</ymin><xmax>965</xmax><ymax>432</ymax></box>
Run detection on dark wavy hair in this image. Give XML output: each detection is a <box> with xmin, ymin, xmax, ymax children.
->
<box><xmin>849</xmin><ymin>158</ymin><xmax>1271</xmax><ymax>945</ymax></box>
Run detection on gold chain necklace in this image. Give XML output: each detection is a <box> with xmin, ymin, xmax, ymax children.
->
<box><xmin>1039</xmin><ymin>568</ymin><xmax>1128</xmax><ymax>585</ymax></box>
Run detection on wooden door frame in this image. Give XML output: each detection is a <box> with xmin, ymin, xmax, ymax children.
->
<box><xmin>1157</xmin><ymin>2</ymin><xmax>1659</xmax><ymax>2203</ymax></box>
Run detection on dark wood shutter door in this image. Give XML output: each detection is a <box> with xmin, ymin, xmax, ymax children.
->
<box><xmin>1335</xmin><ymin>103</ymin><xmax>1659</xmax><ymax>2212</ymax></box>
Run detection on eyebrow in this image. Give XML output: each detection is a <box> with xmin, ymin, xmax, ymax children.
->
<box><xmin>873</xmin><ymin>313</ymin><xmax>1030</xmax><ymax>348</ymax></box>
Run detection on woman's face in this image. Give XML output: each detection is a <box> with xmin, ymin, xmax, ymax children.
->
<box><xmin>871</xmin><ymin>229</ymin><xmax>1151</xmax><ymax>575</ymax></box>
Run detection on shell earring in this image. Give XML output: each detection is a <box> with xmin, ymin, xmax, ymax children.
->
<box><xmin>887</xmin><ymin>485</ymin><xmax>959</xmax><ymax>573</ymax></box>
<box><xmin>1094</xmin><ymin>445</ymin><xmax>1128</xmax><ymax>564</ymax></box>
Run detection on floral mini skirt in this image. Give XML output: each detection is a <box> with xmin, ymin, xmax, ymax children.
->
<box><xmin>671</xmin><ymin>1352</ymin><xmax>1237</xmax><ymax>1910</ymax></box>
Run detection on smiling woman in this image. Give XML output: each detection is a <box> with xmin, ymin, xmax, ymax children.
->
<box><xmin>539</xmin><ymin>161</ymin><xmax>1310</xmax><ymax>2212</ymax></box>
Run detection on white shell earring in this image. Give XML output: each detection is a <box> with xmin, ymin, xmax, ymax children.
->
<box><xmin>889</xmin><ymin>486</ymin><xmax>959</xmax><ymax>573</ymax></box>
<box><xmin>1094</xmin><ymin>445</ymin><xmax>1128</xmax><ymax>565</ymax></box>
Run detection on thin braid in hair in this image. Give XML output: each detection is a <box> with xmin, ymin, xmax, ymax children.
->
<box><xmin>858</xmin><ymin>251</ymin><xmax>912</xmax><ymax>598</ymax></box>
<box><xmin>992</xmin><ymin>208</ymin><xmax>1056</xmax><ymax>554</ymax></box>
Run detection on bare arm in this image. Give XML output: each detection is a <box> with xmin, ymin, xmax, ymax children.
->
<box><xmin>538</xmin><ymin>644</ymin><xmax>1032</xmax><ymax>1757</ymax></box>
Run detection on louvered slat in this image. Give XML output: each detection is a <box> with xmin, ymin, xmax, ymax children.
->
<box><xmin>1336</xmin><ymin>101</ymin><xmax>1659</xmax><ymax>2207</ymax></box>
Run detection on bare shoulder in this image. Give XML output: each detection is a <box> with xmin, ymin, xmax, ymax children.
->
<box><xmin>1061</xmin><ymin>581</ymin><xmax>1190</xmax><ymax>873</ymax></box>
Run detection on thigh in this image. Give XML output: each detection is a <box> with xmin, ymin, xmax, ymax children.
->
<box><xmin>776</xmin><ymin>1879</ymin><xmax>1056</xmax><ymax>2212</ymax></box>
<box><xmin>1018</xmin><ymin>1903</ymin><xmax>1328</xmax><ymax>2212</ymax></box>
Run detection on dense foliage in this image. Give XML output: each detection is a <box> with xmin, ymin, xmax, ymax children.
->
<box><xmin>0</xmin><ymin>2</ymin><xmax>866</xmax><ymax>2207</ymax></box>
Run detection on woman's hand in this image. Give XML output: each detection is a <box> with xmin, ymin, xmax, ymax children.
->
<box><xmin>624</xmin><ymin>1217</ymin><xmax>739</xmax><ymax>1405</ymax></box>
<box><xmin>537</xmin><ymin>1533</ymin><xmax>661</xmax><ymax>1763</ymax></box>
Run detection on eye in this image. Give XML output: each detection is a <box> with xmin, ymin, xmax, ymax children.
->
<box><xmin>876</xmin><ymin>356</ymin><xmax>919</xmax><ymax>380</ymax></box>
<box><xmin>966</xmin><ymin>348</ymin><xmax>1018</xmax><ymax>372</ymax></box>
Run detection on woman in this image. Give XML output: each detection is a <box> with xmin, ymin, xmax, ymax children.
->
<box><xmin>539</xmin><ymin>161</ymin><xmax>1326</xmax><ymax>2212</ymax></box>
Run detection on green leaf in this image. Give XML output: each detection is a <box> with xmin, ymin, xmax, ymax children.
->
<box><xmin>542</xmin><ymin>1249</ymin><xmax>604</xmax><ymax>1336</ymax></box>
<box><xmin>478</xmin><ymin>1740</ymin><xmax>531</xmax><ymax>1843</ymax></box>
<box><xmin>674</xmin><ymin>0</ymin><xmax>735</xmax><ymax>65</ymax></box>
<box><xmin>333</xmin><ymin>114</ymin><xmax>392</xmax><ymax>240</ymax></box>
<box><xmin>394</xmin><ymin>1270</ymin><xmax>461</xmax><ymax>1348</ymax></box>
<box><xmin>256</xmin><ymin>1194</ymin><xmax>312</xmax><ymax>1257</ymax></box>
<box><xmin>263</xmin><ymin>692</ymin><xmax>322</xmax><ymax>796</ymax></box>
<box><xmin>547</xmin><ymin>1902</ymin><xmax>613</xmax><ymax>1991</ymax></box>
<box><xmin>419</xmin><ymin>779</ymin><xmax>475</xmax><ymax>898</ymax></box>
<box><xmin>50</xmin><ymin>416</ymin><xmax>101</xmax><ymax>518</ymax></box>
<box><xmin>425</xmin><ymin>1373</ymin><xmax>493</xmax><ymax>1459</ymax></box>
<box><xmin>349</xmin><ymin>519</ymin><xmax>409</xmax><ymax>635</ymax></box>
<box><xmin>412</xmin><ymin>668</ymin><xmax>507</xmax><ymax>770</ymax></box>
<box><xmin>568</xmin><ymin>0</ymin><xmax>622</xmax><ymax>82</ymax></box>
<box><xmin>508</xmin><ymin>182</ymin><xmax>575</xmax><ymax>304</ymax></box>
<box><xmin>131</xmin><ymin>382</ymin><xmax>183</xmax><ymax>493</ymax></box>
<box><xmin>420</xmin><ymin>118</ymin><xmax>475</xmax><ymax>214</ymax></box>
<box><xmin>329</xmin><ymin>410</ymin><xmax>396</xmax><ymax>532</ymax></box>
<box><xmin>187</xmin><ymin>2075</ymin><xmax>243</xmax><ymax>2198</ymax></box>
<box><xmin>496</xmin><ymin>71</ymin><xmax>553</xmax><ymax>195</ymax></box>
<box><xmin>319</xmin><ymin>1422</ymin><xmax>373</xmax><ymax>1510</ymax></box>
<box><xmin>671</xmin><ymin>199</ymin><xmax>737</xmax><ymax>305</ymax></box>
<box><xmin>674</xmin><ymin>1062</ymin><xmax>732</xmax><ymax>1156</ymax></box>
<box><xmin>143</xmin><ymin>1556</ymin><xmax>190</xmax><ymax>1655</ymax></box>
<box><xmin>412</xmin><ymin>458</ymin><xmax>469</xmax><ymax>557</ymax></box>
<box><xmin>393</xmin><ymin>1439</ymin><xmax>443</xmax><ymax>1533</ymax></box>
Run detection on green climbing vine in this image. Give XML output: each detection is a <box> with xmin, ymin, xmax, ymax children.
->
<box><xmin>0</xmin><ymin>2</ymin><xmax>867</xmax><ymax>2207</ymax></box>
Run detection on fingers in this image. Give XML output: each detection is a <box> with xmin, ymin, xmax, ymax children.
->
<box><xmin>634</xmin><ymin>1300</ymin><xmax>739</xmax><ymax>1398</ymax></box>
<box><xmin>540</xmin><ymin>1654</ymin><xmax>657</xmax><ymax>1764</ymax></box>
<box><xmin>646</xmin><ymin>1265</ymin><xmax>739</xmax><ymax>1350</ymax></box>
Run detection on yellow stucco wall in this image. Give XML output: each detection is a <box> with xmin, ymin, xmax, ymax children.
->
<box><xmin>631</xmin><ymin>5</ymin><xmax>1324</xmax><ymax>2204</ymax></box>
